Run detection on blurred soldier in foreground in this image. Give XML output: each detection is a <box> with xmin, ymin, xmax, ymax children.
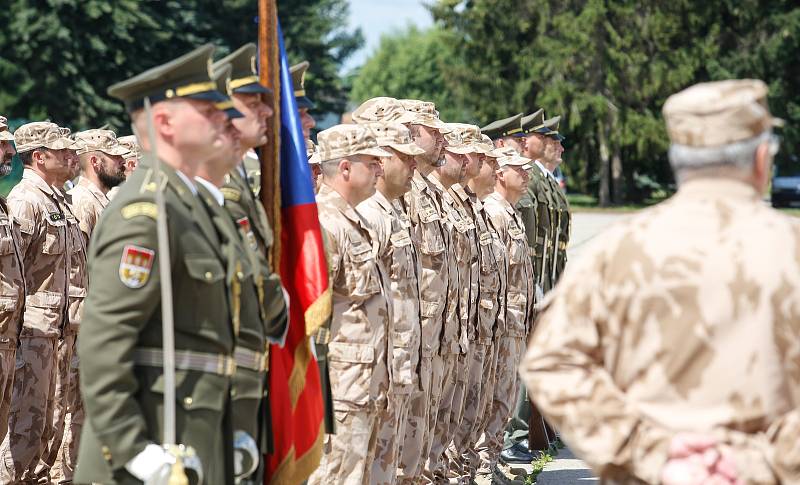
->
<box><xmin>522</xmin><ymin>79</ymin><xmax>797</xmax><ymax>484</ymax></box>
<box><xmin>307</xmin><ymin>124</ymin><xmax>393</xmax><ymax>485</ymax></box>
<box><xmin>355</xmin><ymin>121</ymin><xmax>424</xmax><ymax>485</ymax></box>
<box><xmin>0</xmin><ymin>116</ymin><xmax>24</xmax><ymax>442</ymax></box>
<box><xmin>195</xmin><ymin>63</ymin><xmax>265</xmax><ymax>482</ymax></box>
<box><xmin>1</xmin><ymin>122</ymin><xmax>79</xmax><ymax>482</ymax></box>
<box><xmin>75</xmin><ymin>44</ymin><xmax>235</xmax><ymax>484</ymax></box>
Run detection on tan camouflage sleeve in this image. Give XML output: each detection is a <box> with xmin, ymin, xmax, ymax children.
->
<box><xmin>519</xmin><ymin>248</ymin><xmax>672</xmax><ymax>484</ymax></box>
<box><xmin>7</xmin><ymin>196</ymin><xmax>39</xmax><ymax>258</ymax></box>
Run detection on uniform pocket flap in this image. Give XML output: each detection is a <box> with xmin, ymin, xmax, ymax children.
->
<box><xmin>26</xmin><ymin>291</ymin><xmax>63</xmax><ymax>309</ymax></box>
<box><xmin>420</xmin><ymin>299</ymin><xmax>442</xmax><ymax>318</ymax></box>
<box><xmin>0</xmin><ymin>297</ymin><xmax>16</xmax><ymax>312</ymax></box>
<box><xmin>184</xmin><ymin>255</ymin><xmax>225</xmax><ymax>283</ymax></box>
<box><xmin>327</xmin><ymin>342</ymin><xmax>375</xmax><ymax>363</ymax></box>
<box><xmin>69</xmin><ymin>287</ymin><xmax>88</xmax><ymax>298</ymax></box>
<box><xmin>507</xmin><ymin>292</ymin><xmax>527</xmax><ymax>308</ymax></box>
<box><xmin>479</xmin><ymin>298</ymin><xmax>494</xmax><ymax>310</ymax></box>
<box><xmin>391</xmin><ymin>331</ymin><xmax>413</xmax><ymax>348</ymax></box>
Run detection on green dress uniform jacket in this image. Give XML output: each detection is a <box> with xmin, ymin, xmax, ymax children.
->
<box><xmin>197</xmin><ymin>182</ymin><xmax>271</xmax><ymax>452</ymax></box>
<box><xmin>75</xmin><ymin>159</ymin><xmax>235</xmax><ymax>485</ymax></box>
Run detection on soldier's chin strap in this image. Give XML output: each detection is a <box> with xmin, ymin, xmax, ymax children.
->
<box><xmin>134</xmin><ymin>97</ymin><xmax>200</xmax><ymax>485</ymax></box>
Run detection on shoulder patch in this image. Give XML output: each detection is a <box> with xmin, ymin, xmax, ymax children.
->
<box><xmin>221</xmin><ymin>187</ymin><xmax>241</xmax><ymax>202</ymax></box>
<box><xmin>121</xmin><ymin>202</ymin><xmax>158</xmax><ymax>220</ymax></box>
<box><xmin>119</xmin><ymin>244</ymin><xmax>156</xmax><ymax>288</ymax></box>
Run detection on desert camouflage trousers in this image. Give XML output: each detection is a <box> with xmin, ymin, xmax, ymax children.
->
<box><xmin>48</xmin><ymin>335</ymin><xmax>84</xmax><ymax>484</ymax></box>
<box><xmin>371</xmin><ymin>389</ymin><xmax>412</xmax><ymax>485</ymax></box>
<box><xmin>446</xmin><ymin>342</ymin><xmax>494</xmax><ymax>481</ymax></box>
<box><xmin>423</xmin><ymin>351</ymin><xmax>459</xmax><ymax>484</ymax></box>
<box><xmin>0</xmin><ymin>347</ymin><xmax>16</xmax><ymax>441</ymax></box>
<box><xmin>0</xmin><ymin>336</ymin><xmax>59</xmax><ymax>482</ymax></box>
<box><xmin>396</xmin><ymin>356</ymin><xmax>433</xmax><ymax>485</ymax></box>
<box><xmin>474</xmin><ymin>336</ymin><xmax>526</xmax><ymax>476</ymax></box>
<box><xmin>308</xmin><ymin>408</ymin><xmax>379</xmax><ymax>485</ymax></box>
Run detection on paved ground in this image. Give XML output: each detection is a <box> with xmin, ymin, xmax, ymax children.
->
<box><xmin>528</xmin><ymin>210</ymin><xmax>631</xmax><ymax>484</ymax></box>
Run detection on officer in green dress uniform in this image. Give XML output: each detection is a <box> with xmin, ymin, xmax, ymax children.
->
<box><xmin>211</xmin><ymin>47</ymin><xmax>290</xmax><ymax>458</ymax></box>
<box><xmin>541</xmin><ymin>117</ymin><xmax>570</xmax><ymax>282</ymax></box>
<box><xmin>75</xmin><ymin>44</ymin><xmax>236</xmax><ymax>485</ymax></box>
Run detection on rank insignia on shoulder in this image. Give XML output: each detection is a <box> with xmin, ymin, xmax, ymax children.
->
<box><xmin>49</xmin><ymin>212</ymin><xmax>64</xmax><ymax>222</ymax></box>
<box><xmin>121</xmin><ymin>202</ymin><xmax>158</xmax><ymax>220</ymax></box>
<box><xmin>221</xmin><ymin>187</ymin><xmax>241</xmax><ymax>202</ymax></box>
<box><xmin>119</xmin><ymin>244</ymin><xmax>155</xmax><ymax>288</ymax></box>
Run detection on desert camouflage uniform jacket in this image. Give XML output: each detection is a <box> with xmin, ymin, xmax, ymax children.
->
<box><xmin>0</xmin><ymin>197</ymin><xmax>25</xmax><ymax>346</ymax></box>
<box><xmin>68</xmin><ymin>176</ymin><xmax>110</xmax><ymax>242</ymax></box>
<box><xmin>521</xmin><ymin>178</ymin><xmax>800</xmax><ymax>484</ymax></box>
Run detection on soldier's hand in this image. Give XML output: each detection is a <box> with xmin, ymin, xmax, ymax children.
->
<box><xmin>124</xmin><ymin>443</ymin><xmax>175</xmax><ymax>483</ymax></box>
<box><xmin>662</xmin><ymin>434</ymin><xmax>742</xmax><ymax>485</ymax></box>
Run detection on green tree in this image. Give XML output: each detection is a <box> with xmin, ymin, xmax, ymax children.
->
<box><xmin>424</xmin><ymin>0</ymin><xmax>800</xmax><ymax>204</ymax></box>
<box><xmin>350</xmin><ymin>26</ymin><xmax>466</xmax><ymax>121</ymax></box>
<box><xmin>0</xmin><ymin>0</ymin><xmax>362</xmax><ymax>132</ymax></box>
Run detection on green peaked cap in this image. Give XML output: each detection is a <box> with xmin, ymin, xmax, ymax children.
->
<box><xmin>108</xmin><ymin>44</ymin><xmax>227</xmax><ymax>112</ymax></box>
<box><xmin>480</xmin><ymin>113</ymin><xmax>523</xmax><ymax>140</ymax></box>
<box><xmin>212</xmin><ymin>43</ymin><xmax>271</xmax><ymax>95</ymax></box>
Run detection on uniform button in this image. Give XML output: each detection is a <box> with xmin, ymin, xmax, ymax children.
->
<box><xmin>231</xmin><ymin>388</ymin><xmax>237</xmax><ymax>397</ymax></box>
<box><xmin>101</xmin><ymin>445</ymin><xmax>112</xmax><ymax>462</ymax></box>
<box><xmin>204</xmin><ymin>272</ymin><xmax>213</xmax><ymax>280</ymax></box>
<box><xmin>236</xmin><ymin>271</ymin><xmax>244</xmax><ymax>280</ymax></box>
<box><xmin>183</xmin><ymin>396</ymin><xmax>193</xmax><ymax>407</ymax></box>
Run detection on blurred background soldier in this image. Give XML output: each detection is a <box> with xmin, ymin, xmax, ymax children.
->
<box><xmin>69</xmin><ymin>129</ymin><xmax>129</xmax><ymax>240</ymax></box>
<box><xmin>107</xmin><ymin>134</ymin><xmax>141</xmax><ymax>201</ymax></box>
<box><xmin>291</xmin><ymin>60</ymin><xmax>317</xmax><ymax>139</ymax></box>
<box><xmin>522</xmin><ymin>79</ymin><xmax>798</xmax><ymax>484</ymax></box>
<box><xmin>0</xmin><ymin>116</ymin><xmax>24</xmax><ymax>442</ymax></box>
<box><xmin>307</xmin><ymin>124</ymin><xmax>392</xmax><ymax>485</ymax></box>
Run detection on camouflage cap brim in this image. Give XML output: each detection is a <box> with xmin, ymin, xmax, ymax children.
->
<box><xmin>444</xmin><ymin>144</ymin><xmax>475</xmax><ymax>155</ymax></box>
<box><xmin>388</xmin><ymin>142</ymin><xmax>425</xmax><ymax>156</ymax></box>
<box><xmin>0</xmin><ymin>131</ymin><xmax>14</xmax><ymax>142</ymax></box>
<box><xmin>410</xmin><ymin>115</ymin><xmax>452</xmax><ymax>134</ymax></box>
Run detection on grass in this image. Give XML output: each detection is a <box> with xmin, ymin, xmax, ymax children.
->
<box><xmin>523</xmin><ymin>451</ymin><xmax>555</xmax><ymax>484</ymax></box>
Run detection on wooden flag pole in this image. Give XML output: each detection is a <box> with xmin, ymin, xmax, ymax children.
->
<box><xmin>258</xmin><ymin>0</ymin><xmax>281</xmax><ymax>270</ymax></box>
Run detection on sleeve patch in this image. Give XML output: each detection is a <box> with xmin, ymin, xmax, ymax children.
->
<box><xmin>119</xmin><ymin>244</ymin><xmax>155</xmax><ymax>288</ymax></box>
<box><xmin>121</xmin><ymin>202</ymin><xmax>158</xmax><ymax>220</ymax></box>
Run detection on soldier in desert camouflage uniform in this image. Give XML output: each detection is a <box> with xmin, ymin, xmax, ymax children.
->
<box><xmin>69</xmin><ymin>129</ymin><xmax>129</xmax><ymax>240</ymax></box>
<box><xmin>476</xmin><ymin>147</ymin><xmax>536</xmax><ymax>484</ymax></box>
<box><xmin>522</xmin><ymin>79</ymin><xmax>798</xmax><ymax>484</ymax></box>
<box><xmin>1</xmin><ymin>122</ymin><xmax>80</xmax><ymax>482</ymax></box>
<box><xmin>0</xmin><ymin>116</ymin><xmax>24</xmax><ymax>442</ymax></box>
<box><xmin>441</xmin><ymin>127</ymin><xmax>503</xmax><ymax>483</ymax></box>
<box><xmin>307</xmin><ymin>124</ymin><xmax>394</xmax><ymax>485</ymax></box>
<box><xmin>44</xmin><ymin>138</ymin><xmax>91</xmax><ymax>483</ymax></box>
<box><xmin>355</xmin><ymin>121</ymin><xmax>424</xmax><ymax>485</ymax></box>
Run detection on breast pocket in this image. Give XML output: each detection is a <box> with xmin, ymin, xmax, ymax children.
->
<box><xmin>43</xmin><ymin>216</ymin><xmax>67</xmax><ymax>255</ymax></box>
<box><xmin>345</xmin><ymin>242</ymin><xmax>381</xmax><ymax>300</ymax></box>
<box><xmin>417</xmin><ymin>208</ymin><xmax>445</xmax><ymax>256</ymax></box>
<box><xmin>389</xmin><ymin>230</ymin><xmax>415</xmax><ymax>280</ymax></box>
<box><xmin>508</xmin><ymin>227</ymin><xmax>528</xmax><ymax>266</ymax></box>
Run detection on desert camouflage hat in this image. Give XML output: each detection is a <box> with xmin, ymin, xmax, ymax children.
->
<box><xmin>315</xmin><ymin>124</ymin><xmax>392</xmax><ymax>163</ymax></box>
<box><xmin>663</xmin><ymin>79</ymin><xmax>782</xmax><ymax>148</ymax></box>
<box><xmin>477</xmin><ymin>134</ymin><xmax>495</xmax><ymax>154</ymax></box>
<box><xmin>291</xmin><ymin>61</ymin><xmax>315</xmax><ymax>110</ymax></box>
<box><xmin>445</xmin><ymin>123</ymin><xmax>489</xmax><ymax>154</ymax></box>
<box><xmin>211</xmin><ymin>63</ymin><xmax>245</xmax><ymax>119</ymax></box>
<box><xmin>351</xmin><ymin>97</ymin><xmax>416</xmax><ymax>124</ymax></box>
<box><xmin>481</xmin><ymin>113</ymin><xmax>523</xmax><ymax>140</ymax></box>
<box><xmin>306</xmin><ymin>138</ymin><xmax>316</xmax><ymax>160</ymax></box>
<box><xmin>213</xmin><ymin>43</ymin><xmax>271</xmax><ymax>95</ymax></box>
<box><xmin>14</xmin><ymin>122</ymin><xmax>79</xmax><ymax>153</ymax></box>
<box><xmin>492</xmin><ymin>146</ymin><xmax>533</xmax><ymax>170</ymax></box>
<box><xmin>117</xmin><ymin>135</ymin><xmax>142</xmax><ymax>160</ymax></box>
<box><xmin>400</xmin><ymin>99</ymin><xmax>452</xmax><ymax>133</ymax></box>
<box><xmin>74</xmin><ymin>129</ymin><xmax>129</xmax><ymax>156</ymax></box>
<box><xmin>108</xmin><ymin>44</ymin><xmax>228</xmax><ymax>112</ymax></box>
<box><xmin>365</xmin><ymin>122</ymin><xmax>425</xmax><ymax>156</ymax></box>
<box><xmin>0</xmin><ymin>116</ymin><xmax>13</xmax><ymax>142</ymax></box>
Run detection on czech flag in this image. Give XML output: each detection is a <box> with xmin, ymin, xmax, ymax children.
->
<box><xmin>261</xmin><ymin>15</ymin><xmax>330</xmax><ymax>485</ymax></box>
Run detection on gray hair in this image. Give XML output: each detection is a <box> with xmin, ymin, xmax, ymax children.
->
<box><xmin>668</xmin><ymin>131</ymin><xmax>771</xmax><ymax>174</ymax></box>
<box><xmin>320</xmin><ymin>157</ymin><xmax>344</xmax><ymax>179</ymax></box>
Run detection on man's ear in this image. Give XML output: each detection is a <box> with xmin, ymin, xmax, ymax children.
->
<box><xmin>339</xmin><ymin>157</ymin><xmax>351</xmax><ymax>179</ymax></box>
<box><xmin>752</xmin><ymin>141</ymin><xmax>772</xmax><ymax>191</ymax></box>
